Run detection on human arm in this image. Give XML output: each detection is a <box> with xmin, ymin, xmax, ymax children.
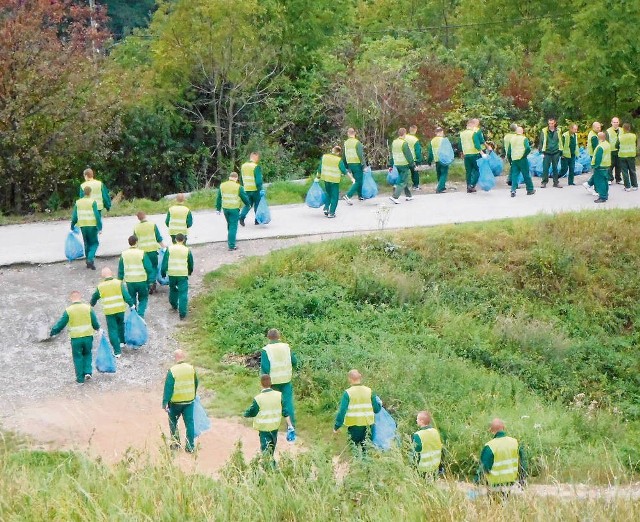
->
<box><xmin>260</xmin><ymin>349</ymin><xmax>270</xmax><ymax>375</ymax></box>
<box><xmin>93</xmin><ymin>202</ymin><xmax>102</xmax><ymax>232</ymax></box>
<box><xmin>414</xmin><ymin>141</ymin><xmax>423</xmax><ymax>164</ymax></box>
<box><xmin>90</xmin><ymin>309</ymin><xmax>100</xmax><ymax>330</ymax></box>
<box><xmin>162</xmin><ymin>370</ymin><xmax>174</xmax><ymax>409</ymax></box>
<box><xmin>102</xmin><ymin>184</ymin><xmax>111</xmax><ymax>211</ymax></box>
<box><xmin>339</xmin><ymin>160</ymin><xmax>348</xmax><ymax>175</ymax></box>
<box><xmin>186</xmin><ymin>210</ymin><xmax>193</xmax><ymax>229</ymax></box>
<box><xmin>357</xmin><ymin>142</ymin><xmax>365</xmax><ymax>166</ymax></box>
<box><xmin>239</xmin><ymin>187</ymin><xmax>251</xmax><ymax>206</ymax></box>
<box><xmin>194</xmin><ymin>372</ymin><xmax>199</xmax><ymax>392</ymax></box>
<box><xmin>590</xmin><ymin>135</ymin><xmax>599</xmax><ymax>153</ymax></box>
<box><xmin>372</xmin><ymin>393</ymin><xmax>382</xmax><ymax>413</ymax></box>
<box><xmin>187</xmin><ymin>250</ymin><xmax>194</xmax><ymax>276</ymax></box>
<box><xmin>243</xmin><ymin>399</ymin><xmax>259</xmax><ymax>418</ymax></box>
<box><xmin>216</xmin><ymin>189</ymin><xmax>222</xmax><ymax>212</ymax></box>
<box><xmin>142</xmin><ymin>253</ymin><xmax>153</xmax><ymax>278</ymax></box>
<box><xmin>121</xmin><ymin>282</ymin><xmax>134</xmax><ymax>307</ymax></box>
<box><xmin>165</xmin><ymin>211</ymin><xmax>170</xmax><ymax>228</ymax></box>
<box><xmin>507</xmin><ymin>143</ymin><xmax>512</xmax><ymax>162</ymax></box>
<box><xmin>523</xmin><ymin>138</ymin><xmax>531</xmax><ymax>158</ymax></box>
<box><xmin>333</xmin><ymin>392</ymin><xmax>350</xmax><ymax>431</ymax></box>
<box><xmin>117</xmin><ymin>257</ymin><xmax>125</xmax><ymax>280</ymax></box>
<box><xmin>89</xmin><ymin>289</ymin><xmax>101</xmax><ymax>307</ymax></box>
<box><xmin>403</xmin><ymin>142</ymin><xmax>415</xmax><ymax>168</ymax></box>
<box><xmin>154</xmin><ymin>225</ymin><xmax>165</xmax><ymax>249</ymax></box>
<box><xmin>426</xmin><ymin>143</ymin><xmax>434</xmax><ymax>165</ymax></box>
<box><xmin>473</xmin><ymin>132</ymin><xmax>485</xmax><ymax>153</ymax></box>
<box><xmin>71</xmin><ymin>205</ymin><xmax>78</xmax><ymax>230</ymax></box>
<box><xmin>291</xmin><ymin>352</ymin><xmax>300</xmax><ymax>370</ymax></box>
<box><xmin>593</xmin><ymin>147</ymin><xmax>604</xmax><ymax>169</ymax></box>
<box><xmin>474</xmin><ymin>445</ymin><xmax>494</xmax><ymax>483</ymax></box>
<box><xmin>412</xmin><ymin>432</ymin><xmax>422</xmax><ymax>465</ymax></box>
<box><xmin>160</xmin><ymin>249</ymin><xmax>169</xmax><ymax>278</ymax></box>
<box><xmin>50</xmin><ymin>311</ymin><xmax>69</xmax><ymax>337</ymax></box>
<box><xmin>518</xmin><ymin>444</ymin><xmax>527</xmax><ymax>483</ymax></box>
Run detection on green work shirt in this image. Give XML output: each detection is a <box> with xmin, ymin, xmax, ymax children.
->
<box><xmin>50</xmin><ymin>305</ymin><xmax>100</xmax><ymax>338</ymax></box>
<box><xmin>243</xmin><ymin>388</ymin><xmax>291</xmax><ymax>421</ymax></box>
<box><xmin>79</xmin><ymin>180</ymin><xmax>112</xmax><ymax>211</ymax></box>
<box><xmin>334</xmin><ymin>388</ymin><xmax>381</xmax><ymax>430</ymax></box>
<box><xmin>117</xmin><ymin>250</ymin><xmax>154</xmax><ymax>281</ymax></box>
<box><xmin>260</xmin><ymin>340</ymin><xmax>300</xmax><ymax>375</ymax></box>
<box><xmin>160</xmin><ymin>245</ymin><xmax>194</xmax><ymax>278</ymax></box>
<box><xmin>474</xmin><ymin>431</ymin><xmax>527</xmax><ymax>484</ymax></box>
<box><xmin>162</xmin><ymin>366</ymin><xmax>199</xmax><ymax>408</ymax></box>
<box><xmin>216</xmin><ymin>182</ymin><xmax>251</xmax><ymax>211</ymax></box>
<box><xmin>90</xmin><ymin>277</ymin><xmax>134</xmax><ymax>310</ymax></box>
<box><xmin>71</xmin><ymin>199</ymin><xmax>102</xmax><ymax>231</ymax></box>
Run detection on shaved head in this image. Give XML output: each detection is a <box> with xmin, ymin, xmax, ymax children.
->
<box><xmin>176</xmin><ymin>193</ymin><xmax>185</xmax><ymax>203</ymax></box>
<box><xmin>598</xmin><ymin>131</ymin><xmax>607</xmax><ymax>141</ymax></box>
<box><xmin>83</xmin><ymin>168</ymin><xmax>94</xmax><ymax>179</ymax></box>
<box><xmin>348</xmin><ymin>369</ymin><xmax>362</xmax><ymax>384</ymax></box>
<box><xmin>69</xmin><ymin>290</ymin><xmax>82</xmax><ymax>302</ymax></box>
<box><xmin>490</xmin><ymin>418</ymin><xmax>506</xmax><ymax>434</ymax></box>
<box><xmin>417</xmin><ymin>411</ymin><xmax>432</xmax><ymax>427</ymax></box>
<box><xmin>592</xmin><ymin>122</ymin><xmax>602</xmax><ymax>132</ymax></box>
<box><xmin>261</xmin><ymin>374</ymin><xmax>272</xmax><ymax>388</ymax></box>
<box><xmin>136</xmin><ymin>211</ymin><xmax>146</xmax><ymax>221</ymax></box>
<box><xmin>101</xmin><ymin>267</ymin><xmax>113</xmax><ymax>278</ymax></box>
<box><xmin>398</xmin><ymin>127</ymin><xmax>407</xmax><ymax>137</ymax></box>
<box><xmin>229</xmin><ymin>172</ymin><xmax>239</xmax><ymax>181</ymax></box>
<box><xmin>174</xmin><ymin>349</ymin><xmax>186</xmax><ymax>363</ymax></box>
<box><xmin>267</xmin><ymin>328</ymin><xmax>281</xmax><ymax>340</ymax></box>
<box><xmin>347</xmin><ymin>127</ymin><xmax>356</xmax><ymax>137</ymax></box>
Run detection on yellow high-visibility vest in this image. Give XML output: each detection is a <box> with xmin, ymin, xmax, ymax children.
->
<box><xmin>592</xmin><ymin>141</ymin><xmax>612</xmax><ymax>167</ymax></box>
<box><xmin>167</xmin><ymin>244</ymin><xmax>189</xmax><ymax>277</ymax></box>
<box><xmin>220</xmin><ymin>181</ymin><xmax>242</xmax><ymax>209</ymax></box>
<box><xmin>134</xmin><ymin>221</ymin><xmax>159</xmax><ymax>253</ymax></box>
<box><xmin>121</xmin><ymin>248</ymin><xmax>147</xmax><ymax>283</ymax></box>
<box><xmin>75</xmin><ymin>198</ymin><xmax>97</xmax><ymax>227</ymax></box>
<box><xmin>65</xmin><ymin>302</ymin><xmax>94</xmax><ymax>339</ymax></box>
<box><xmin>587</xmin><ymin>130</ymin><xmax>598</xmax><ymax>156</ymax></box>
<box><xmin>430</xmin><ymin>136</ymin><xmax>443</xmax><ymax>162</ymax></box>
<box><xmin>320</xmin><ymin>154</ymin><xmax>342</xmax><ymax>183</ymax></box>
<box><xmin>606</xmin><ymin>126</ymin><xmax>624</xmax><ymax>151</ymax></box>
<box><xmin>253</xmin><ymin>390</ymin><xmax>282</xmax><ymax>431</ymax></box>
<box><xmin>562</xmin><ymin>131</ymin><xmax>577</xmax><ymax>159</ymax></box>
<box><xmin>618</xmin><ymin>133</ymin><xmax>637</xmax><ymax>158</ymax></box>
<box><xmin>241</xmin><ymin>161</ymin><xmax>259</xmax><ymax>191</ymax></box>
<box><xmin>97</xmin><ymin>278</ymin><xmax>127</xmax><ymax>315</ymax></box>
<box><xmin>392</xmin><ymin>138</ymin><xmax>410</xmax><ymax>166</ymax></box>
<box><xmin>485</xmin><ymin>436</ymin><xmax>519</xmax><ymax>486</ymax></box>
<box><xmin>460</xmin><ymin>129</ymin><xmax>480</xmax><ymax>155</ymax></box>
<box><xmin>344</xmin><ymin>385</ymin><xmax>374</xmax><ymax>427</ymax></box>
<box><xmin>503</xmin><ymin>133</ymin><xmax>516</xmax><ymax>155</ymax></box>
<box><xmin>404</xmin><ymin>134</ymin><xmax>419</xmax><ymax>161</ymax></box>
<box><xmin>415</xmin><ymin>428</ymin><xmax>443</xmax><ymax>473</ymax></box>
<box><xmin>169</xmin><ymin>363</ymin><xmax>196</xmax><ymax>403</ymax></box>
<box><xmin>510</xmin><ymin>135</ymin><xmax>527</xmax><ymax>161</ymax></box>
<box><xmin>344</xmin><ymin>138</ymin><xmax>362</xmax><ymax>164</ymax></box>
<box><xmin>541</xmin><ymin>127</ymin><xmax>562</xmax><ymax>152</ymax></box>
<box><xmin>167</xmin><ymin>205</ymin><xmax>190</xmax><ymax>235</ymax></box>
<box><xmin>81</xmin><ymin>179</ymin><xmax>105</xmax><ymax>210</ymax></box>
<box><xmin>264</xmin><ymin>342</ymin><xmax>292</xmax><ymax>384</ymax></box>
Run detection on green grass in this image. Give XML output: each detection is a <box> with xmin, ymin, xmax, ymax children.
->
<box><xmin>185</xmin><ymin>209</ymin><xmax>640</xmax><ymax>484</ymax></box>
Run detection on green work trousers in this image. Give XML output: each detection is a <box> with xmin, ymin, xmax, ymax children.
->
<box><xmin>71</xmin><ymin>336</ymin><xmax>93</xmax><ymax>383</ymax></box>
<box><xmin>323</xmin><ymin>181</ymin><xmax>340</xmax><ymax>215</ymax></box>
<box><xmin>105</xmin><ymin>313</ymin><xmax>125</xmax><ymax>354</ymax></box>
<box><xmin>240</xmin><ymin>191</ymin><xmax>261</xmax><ymax>221</ymax></box>
<box><xmin>145</xmin><ymin>251</ymin><xmax>158</xmax><ymax>286</ymax></box>
<box><xmin>347</xmin><ymin>425</ymin><xmax>372</xmax><ymax>453</ymax></box>
<box><xmin>168</xmin><ymin>401</ymin><xmax>195</xmax><ymax>452</ymax></box>
<box><xmin>410</xmin><ymin>166</ymin><xmax>420</xmax><ymax>188</ymax></box>
<box><xmin>464</xmin><ymin>154</ymin><xmax>480</xmax><ymax>188</ymax></box>
<box><xmin>80</xmin><ymin>226</ymin><xmax>99</xmax><ymax>263</ymax></box>
<box><xmin>346</xmin><ymin>164</ymin><xmax>364</xmax><ymax>198</ymax></box>
<box><xmin>392</xmin><ymin>166</ymin><xmax>412</xmax><ymax>198</ymax></box>
<box><xmin>511</xmin><ymin>158</ymin><xmax>534</xmax><ymax>193</ymax></box>
<box><xmin>259</xmin><ymin>430</ymin><xmax>279</xmax><ymax>454</ymax></box>
<box><xmin>272</xmin><ymin>381</ymin><xmax>295</xmax><ymax>427</ymax></box>
<box><xmin>126</xmin><ymin>281</ymin><xmax>149</xmax><ymax>318</ymax></box>
<box><xmin>620</xmin><ymin>157</ymin><xmax>638</xmax><ymax>188</ymax></box>
<box><xmin>561</xmin><ymin>157</ymin><xmax>576</xmax><ymax>185</ymax></box>
<box><xmin>169</xmin><ymin>276</ymin><xmax>189</xmax><ymax>318</ymax></box>
<box><xmin>542</xmin><ymin>151</ymin><xmax>561</xmax><ymax>184</ymax></box>
<box><xmin>170</xmin><ymin>235</ymin><xmax>188</xmax><ymax>245</ymax></box>
<box><xmin>609</xmin><ymin>151</ymin><xmax>621</xmax><ymax>183</ymax></box>
<box><xmin>593</xmin><ymin>168</ymin><xmax>609</xmax><ymax>201</ymax></box>
<box><xmin>223</xmin><ymin>208</ymin><xmax>240</xmax><ymax>249</ymax></box>
<box><xmin>435</xmin><ymin>162</ymin><xmax>449</xmax><ymax>192</ymax></box>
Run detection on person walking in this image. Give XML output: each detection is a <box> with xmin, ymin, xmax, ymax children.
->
<box><xmin>317</xmin><ymin>145</ymin><xmax>351</xmax><ymax>217</ymax></box>
<box><xmin>79</xmin><ymin>168</ymin><xmax>111</xmax><ymax>213</ymax></box>
<box><xmin>49</xmin><ymin>290</ymin><xmax>100</xmax><ymax>384</ymax></box>
<box><xmin>561</xmin><ymin>124</ymin><xmax>579</xmax><ymax>186</ymax></box>
<box><xmin>165</xmin><ymin>193</ymin><xmax>193</xmax><ymax>244</ymax></box>
<box><xmin>606</xmin><ymin>117</ymin><xmax>624</xmax><ymax>184</ymax></box>
<box><xmin>388</xmin><ymin>128</ymin><xmax>415</xmax><ymax>204</ymax></box>
<box><xmin>160</xmin><ymin>233</ymin><xmax>193</xmax><ymax>320</ymax></box>
<box><xmin>507</xmin><ymin>126</ymin><xmax>535</xmax><ymax>197</ymax></box>
<box><xmin>539</xmin><ymin>118</ymin><xmax>563</xmax><ymax>188</ymax></box>
<box><xmin>243</xmin><ymin>374</ymin><xmax>294</xmax><ymax>465</ymax></box>
<box><xmin>412</xmin><ymin>411</ymin><xmax>444</xmax><ymax>476</ymax></box>
<box><xmin>459</xmin><ymin>119</ymin><xmax>485</xmax><ymax>193</ymax></box>
<box><xmin>216</xmin><ymin>172</ymin><xmax>251</xmax><ymax>251</ymax></box>
<box><xmin>619</xmin><ymin>123</ymin><xmax>638</xmax><ymax>191</ymax></box>
<box><xmin>333</xmin><ymin>369</ymin><xmax>381</xmax><ymax>450</ymax></box>
<box><xmin>405</xmin><ymin>125</ymin><xmax>423</xmax><ymax>190</ymax></box>
<box><xmin>239</xmin><ymin>152</ymin><xmax>264</xmax><ymax>226</ymax></box>
<box><xmin>118</xmin><ymin>235</ymin><xmax>153</xmax><ymax>317</ymax></box>
<box><xmin>427</xmin><ymin>127</ymin><xmax>449</xmax><ymax>193</ymax></box>
<box><xmin>134</xmin><ymin>212</ymin><xmax>165</xmax><ymax>295</ymax></box>
<box><xmin>90</xmin><ymin>267</ymin><xmax>134</xmax><ymax>358</ymax></box>
<box><xmin>260</xmin><ymin>329</ymin><xmax>298</xmax><ymax>441</ymax></box>
<box><xmin>474</xmin><ymin>418</ymin><xmax>526</xmax><ymax>490</ymax></box>
<box><xmin>71</xmin><ymin>186</ymin><xmax>102</xmax><ymax>270</ymax></box>
<box><xmin>583</xmin><ymin>122</ymin><xmax>603</xmax><ymax>194</ymax></box>
<box><xmin>342</xmin><ymin>128</ymin><xmax>366</xmax><ymax>204</ymax></box>
<box><xmin>503</xmin><ymin>123</ymin><xmax>518</xmax><ymax>187</ymax></box>
<box><xmin>162</xmin><ymin>349</ymin><xmax>198</xmax><ymax>453</ymax></box>
<box><xmin>592</xmin><ymin>132</ymin><xmax>612</xmax><ymax>203</ymax></box>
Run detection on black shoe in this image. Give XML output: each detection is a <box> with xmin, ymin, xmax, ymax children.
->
<box><xmin>239</xmin><ymin>217</ymin><xmax>245</xmax><ymax>227</ymax></box>
<box><xmin>553</xmin><ymin>183</ymin><xmax>562</xmax><ymax>188</ymax></box>
<box><xmin>436</xmin><ymin>189</ymin><xmax>447</xmax><ymax>194</ymax></box>
<box><xmin>358</xmin><ymin>197</ymin><xmax>365</xmax><ymax>201</ymax></box>
<box><xmin>229</xmin><ymin>246</ymin><xmax>238</xmax><ymax>251</ymax></box>
<box><xmin>148</xmin><ymin>284</ymin><xmax>155</xmax><ymax>295</ymax></box>
<box><xmin>506</xmin><ymin>180</ymin><xmax>512</xmax><ymax>186</ymax></box>
<box><xmin>541</xmin><ymin>182</ymin><xmax>547</xmax><ymax>188</ymax></box>
<box><xmin>527</xmin><ymin>190</ymin><xmax>536</xmax><ymax>195</ymax></box>
<box><xmin>511</xmin><ymin>192</ymin><xmax>516</xmax><ymax>198</ymax></box>
<box><xmin>254</xmin><ymin>220</ymin><xmax>258</xmax><ymax>225</ymax></box>
<box><xmin>327</xmin><ymin>214</ymin><xmax>336</xmax><ymax>218</ymax></box>
<box><xmin>323</xmin><ymin>210</ymin><xmax>329</xmax><ymax>216</ymax></box>
<box><xmin>568</xmin><ymin>183</ymin><xmax>575</xmax><ymax>186</ymax></box>
<box><xmin>594</xmin><ymin>198</ymin><xmax>607</xmax><ymax>203</ymax></box>
<box><xmin>169</xmin><ymin>442</ymin><xmax>180</xmax><ymax>451</ymax></box>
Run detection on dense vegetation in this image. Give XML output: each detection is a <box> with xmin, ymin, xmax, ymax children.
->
<box><xmin>2</xmin><ymin>0</ymin><xmax>640</xmax><ymax>214</ymax></box>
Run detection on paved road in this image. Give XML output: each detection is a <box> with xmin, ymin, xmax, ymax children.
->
<box><xmin>2</xmin><ymin>179</ymin><xmax>639</xmax><ymax>265</ymax></box>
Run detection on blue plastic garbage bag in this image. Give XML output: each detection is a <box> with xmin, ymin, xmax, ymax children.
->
<box><xmin>574</xmin><ymin>159</ymin><xmax>582</xmax><ymax>176</ymax></box>
<box><xmin>372</xmin><ymin>405</ymin><xmax>398</xmax><ymax>451</ymax></box>
<box><xmin>125</xmin><ymin>309</ymin><xmax>148</xmax><ymax>347</ymax></box>
<box><xmin>578</xmin><ymin>148</ymin><xmax>592</xmax><ymax>173</ymax></box>
<box><xmin>305</xmin><ymin>180</ymin><xmax>326</xmax><ymax>208</ymax></box>
<box><xmin>477</xmin><ymin>157</ymin><xmax>496</xmax><ymax>191</ymax></box>
<box><xmin>438</xmin><ymin>138</ymin><xmax>455</xmax><ymax>166</ymax></box>
<box><xmin>527</xmin><ymin>151</ymin><xmax>543</xmax><ymax>176</ymax></box>
<box><xmin>95</xmin><ymin>332</ymin><xmax>117</xmax><ymax>373</ymax></box>
<box><xmin>65</xmin><ymin>227</ymin><xmax>84</xmax><ymax>261</ymax></box>
<box><xmin>488</xmin><ymin>151</ymin><xmax>504</xmax><ymax>176</ymax></box>
<box><xmin>387</xmin><ymin>166</ymin><xmax>399</xmax><ymax>185</ymax></box>
<box><xmin>361</xmin><ymin>167</ymin><xmax>378</xmax><ymax>199</ymax></box>
<box><xmin>193</xmin><ymin>396</ymin><xmax>211</xmax><ymax>438</ymax></box>
<box><xmin>256</xmin><ymin>191</ymin><xmax>271</xmax><ymax>224</ymax></box>
<box><xmin>157</xmin><ymin>248</ymin><xmax>169</xmax><ymax>286</ymax></box>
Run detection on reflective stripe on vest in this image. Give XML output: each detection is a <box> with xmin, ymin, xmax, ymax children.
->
<box><xmin>168</xmin><ymin>205</ymin><xmax>190</xmax><ymax>235</ymax></box>
<box><xmin>344</xmin><ymin>138</ymin><xmax>361</xmax><ymax>164</ymax></box>
<box><xmin>65</xmin><ymin>303</ymin><xmax>94</xmax><ymax>339</ymax></box>
<box><xmin>510</xmin><ymin>135</ymin><xmax>527</xmax><ymax>161</ymax></box>
<box><xmin>220</xmin><ymin>181</ymin><xmax>242</xmax><ymax>209</ymax></box>
<box><xmin>241</xmin><ymin>162</ymin><xmax>258</xmax><ymax>191</ymax></box>
<box><xmin>97</xmin><ymin>278</ymin><xmax>127</xmax><ymax>315</ymax></box>
<box><xmin>253</xmin><ymin>390</ymin><xmax>282</xmax><ymax>431</ymax></box>
<box><xmin>170</xmin><ymin>363</ymin><xmax>196</xmax><ymax>403</ymax></box>
<box><xmin>167</xmin><ymin>244</ymin><xmax>189</xmax><ymax>277</ymax></box>
<box><xmin>121</xmin><ymin>248</ymin><xmax>147</xmax><ymax>283</ymax></box>
<box><xmin>392</xmin><ymin>138</ymin><xmax>409</xmax><ymax>166</ymax></box>
<box><xmin>405</xmin><ymin>134</ymin><xmax>419</xmax><ymax>161</ymax></box>
<box><xmin>76</xmin><ymin>198</ymin><xmax>97</xmax><ymax>227</ymax></box>
<box><xmin>592</xmin><ymin>141</ymin><xmax>612</xmax><ymax>167</ymax></box>
<box><xmin>486</xmin><ymin>436</ymin><xmax>519</xmax><ymax>486</ymax></box>
<box><xmin>81</xmin><ymin>179</ymin><xmax>104</xmax><ymax>210</ymax></box>
<box><xmin>587</xmin><ymin>131</ymin><xmax>598</xmax><ymax>156</ymax></box>
<box><xmin>320</xmin><ymin>154</ymin><xmax>342</xmax><ymax>183</ymax></box>
<box><xmin>416</xmin><ymin>428</ymin><xmax>443</xmax><ymax>473</ymax></box>
<box><xmin>134</xmin><ymin>221</ymin><xmax>159</xmax><ymax>252</ymax></box>
<box><xmin>344</xmin><ymin>385</ymin><xmax>374</xmax><ymax>427</ymax></box>
<box><xmin>541</xmin><ymin>127</ymin><xmax>562</xmax><ymax>152</ymax></box>
<box><xmin>430</xmin><ymin>136</ymin><xmax>443</xmax><ymax>163</ymax></box>
<box><xmin>618</xmin><ymin>133</ymin><xmax>637</xmax><ymax>158</ymax></box>
<box><xmin>606</xmin><ymin>126</ymin><xmax>623</xmax><ymax>151</ymax></box>
<box><xmin>460</xmin><ymin>129</ymin><xmax>480</xmax><ymax>155</ymax></box>
<box><xmin>264</xmin><ymin>343</ymin><xmax>292</xmax><ymax>384</ymax></box>
<box><xmin>503</xmin><ymin>133</ymin><xmax>515</xmax><ymax>155</ymax></box>
<box><xmin>562</xmin><ymin>131</ymin><xmax>576</xmax><ymax>158</ymax></box>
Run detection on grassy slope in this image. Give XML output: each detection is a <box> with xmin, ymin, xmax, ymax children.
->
<box><xmin>186</xmin><ymin>210</ymin><xmax>640</xmax><ymax>484</ymax></box>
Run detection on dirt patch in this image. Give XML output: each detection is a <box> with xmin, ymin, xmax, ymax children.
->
<box><xmin>221</xmin><ymin>351</ymin><xmax>261</xmax><ymax>369</ymax></box>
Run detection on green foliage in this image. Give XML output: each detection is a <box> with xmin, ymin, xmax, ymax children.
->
<box><xmin>102</xmin><ymin>0</ymin><xmax>157</xmax><ymax>39</ymax></box>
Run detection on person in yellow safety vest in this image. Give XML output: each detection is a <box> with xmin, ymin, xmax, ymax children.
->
<box><xmin>342</xmin><ymin>128</ymin><xmax>367</xmax><ymax>204</ymax></box>
<box><xmin>503</xmin><ymin>123</ymin><xmax>518</xmax><ymax>187</ymax></box>
<box><xmin>412</xmin><ymin>411</ymin><xmax>444</xmax><ymax>476</ymax></box>
<box><xmin>388</xmin><ymin>127</ymin><xmax>416</xmax><ymax>204</ymax></box>
<box><xmin>165</xmin><ymin>193</ymin><xmax>193</xmax><ymax>244</ymax></box>
<box><xmin>459</xmin><ymin>118</ymin><xmax>486</xmax><ymax>193</ymax></box>
<box><xmin>606</xmin><ymin>116</ymin><xmax>624</xmax><ymax>184</ymax></box>
<box><xmin>216</xmin><ymin>172</ymin><xmax>251</xmax><ymax>251</ymax></box>
<box><xmin>474</xmin><ymin>418</ymin><xmax>526</xmax><ymax>490</ymax></box>
<box><xmin>539</xmin><ymin>117</ymin><xmax>563</xmax><ymax>188</ymax></box>
<box><xmin>619</xmin><ymin>122</ymin><xmax>638</xmax><ymax>191</ymax></box>
<box><xmin>118</xmin><ymin>235</ymin><xmax>153</xmax><ymax>317</ymax></box>
<box><xmin>507</xmin><ymin>126</ymin><xmax>536</xmax><ymax>197</ymax></box>
<box><xmin>426</xmin><ymin>127</ymin><xmax>449</xmax><ymax>193</ymax></box>
<box><xmin>90</xmin><ymin>267</ymin><xmax>135</xmax><ymax>358</ymax></box>
<box><xmin>239</xmin><ymin>152</ymin><xmax>264</xmax><ymax>226</ymax></box>
<box><xmin>260</xmin><ymin>329</ymin><xmax>299</xmax><ymax>441</ymax></box>
<box><xmin>79</xmin><ymin>168</ymin><xmax>111</xmax><ymax>212</ymax></box>
<box><xmin>49</xmin><ymin>290</ymin><xmax>101</xmax><ymax>384</ymax></box>
<box><xmin>160</xmin><ymin>233</ymin><xmax>194</xmax><ymax>320</ymax></box>
<box><xmin>317</xmin><ymin>145</ymin><xmax>352</xmax><ymax>218</ymax></box>
<box><xmin>591</xmin><ymin>132</ymin><xmax>612</xmax><ymax>204</ymax></box>
<box><xmin>333</xmin><ymin>369</ymin><xmax>382</xmax><ymax>451</ymax></box>
<box><xmin>71</xmin><ymin>186</ymin><xmax>102</xmax><ymax>270</ymax></box>
<box><xmin>583</xmin><ymin>121</ymin><xmax>603</xmax><ymax>194</ymax></box>
<box><xmin>243</xmin><ymin>374</ymin><xmax>294</xmax><ymax>465</ymax></box>
<box><xmin>134</xmin><ymin>212</ymin><xmax>166</xmax><ymax>295</ymax></box>
<box><xmin>406</xmin><ymin>125</ymin><xmax>424</xmax><ymax>190</ymax></box>
<box><xmin>162</xmin><ymin>349</ymin><xmax>199</xmax><ymax>453</ymax></box>
<box><xmin>561</xmin><ymin>124</ymin><xmax>579</xmax><ymax>186</ymax></box>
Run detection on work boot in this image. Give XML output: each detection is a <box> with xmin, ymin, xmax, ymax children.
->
<box><xmin>511</xmin><ymin>191</ymin><xmax>516</xmax><ymax>198</ymax></box>
<box><xmin>358</xmin><ymin>197</ymin><xmax>365</xmax><ymax>201</ymax></box>
<box><xmin>254</xmin><ymin>220</ymin><xmax>258</xmax><ymax>225</ymax></box>
<box><xmin>594</xmin><ymin>198</ymin><xmax>607</xmax><ymax>203</ymax></box>
<box><xmin>436</xmin><ymin>189</ymin><xmax>447</xmax><ymax>194</ymax></box>
<box><xmin>327</xmin><ymin>213</ymin><xmax>336</xmax><ymax>218</ymax></box>
<box><xmin>527</xmin><ymin>190</ymin><xmax>536</xmax><ymax>195</ymax></box>
<box><xmin>553</xmin><ymin>182</ymin><xmax>562</xmax><ymax>188</ymax></box>
<box><xmin>239</xmin><ymin>217</ymin><xmax>245</xmax><ymax>227</ymax></box>
<box><xmin>467</xmin><ymin>186</ymin><xmax>477</xmax><ymax>193</ymax></box>
<box><xmin>229</xmin><ymin>246</ymin><xmax>238</xmax><ymax>251</ymax></box>
<box><xmin>541</xmin><ymin>182</ymin><xmax>547</xmax><ymax>188</ymax></box>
